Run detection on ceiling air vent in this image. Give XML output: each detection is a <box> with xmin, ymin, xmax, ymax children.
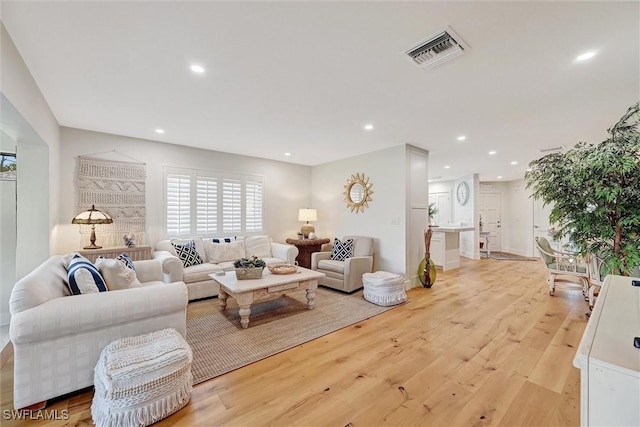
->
<box><xmin>404</xmin><ymin>26</ymin><xmax>470</xmax><ymax>70</ymax></box>
<box><xmin>537</xmin><ymin>145</ymin><xmax>565</xmax><ymax>154</ymax></box>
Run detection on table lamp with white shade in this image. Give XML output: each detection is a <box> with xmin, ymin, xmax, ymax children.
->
<box><xmin>72</xmin><ymin>205</ymin><xmax>113</xmax><ymax>249</ymax></box>
<box><xmin>298</xmin><ymin>208</ymin><xmax>317</xmax><ymax>238</ymax></box>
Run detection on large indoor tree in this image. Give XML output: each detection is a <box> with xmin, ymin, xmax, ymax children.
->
<box><xmin>525</xmin><ymin>102</ymin><xmax>640</xmax><ymax>276</ymax></box>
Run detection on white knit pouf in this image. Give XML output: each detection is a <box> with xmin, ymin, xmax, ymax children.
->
<box><xmin>91</xmin><ymin>328</ymin><xmax>193</xmax><ymax>427</ymax></box>
<box><xmin>362</xmin><ymin>271</ymin><xmax>407</xmax><ymax>306</ymax></box>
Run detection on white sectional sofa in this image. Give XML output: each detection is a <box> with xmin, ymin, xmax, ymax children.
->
<box><xmin>154</xmin><ymin>235</ymin><xmax>298</xmax><ymax>300</ymax></box>
<box><xmin>9</xmin><ymin>255</ymin><xmax>188</xmax><ymax>410</ymax></box>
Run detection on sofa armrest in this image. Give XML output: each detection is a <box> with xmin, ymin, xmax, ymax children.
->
<box><xmin>344</xmin><ymin>256</ymin><xmax>374</xmax><ymax>291</ymax></box>
<box><xmin>311</xmin><ymin>251</ymin><xmax>332</xmax><ymax>270</ymax></box>
<box><xmin>10</xmin><ymin>281</ymin><xmax>188</xmax><ymax>344</ymax></box>
<box><xmin>133</xmin><ymin>259</ymin><xmax>164</xmax><ymax>282</ymax></box>
<box><xmin>271</xmin><ymin>242</ymin><xmax>299</xmax><ymax>265</ymax></box>
<box><xmin>153</xmin><ymin>250</ymin><xmax>184</xmax><ymax>282</ymax></box>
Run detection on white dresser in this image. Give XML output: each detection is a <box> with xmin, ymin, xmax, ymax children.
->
<box><xmin>573</xmin><ymin>275</ymin><xmax>640</xmax><ymax>426</ymax></box>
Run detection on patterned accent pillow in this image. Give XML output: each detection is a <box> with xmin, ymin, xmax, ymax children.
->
<box><xmin>116</xmin><ymin>253</ymin><xmax>136</xmax><ymax>271</ymax></box>
<box><xmin>171</xmin><ymin>240</ymin><xmax>203</xmax><ymax>267</ymax></box>
<box><xmin>330</xmin><ymin>238</ymin><xmax>354</xmax><ymax>261</ymax></box>
<box><xmin>67</xmin><ymin>255</ymin><xmax>108</xmax><ymax>295</ymax></box>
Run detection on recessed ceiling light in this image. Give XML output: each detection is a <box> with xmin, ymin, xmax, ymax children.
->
<box><xmin>444</xmin><ymin>165</ymin><xmax>451</xmax><ymax>169</ymax></box>
<box><xmin>428</xmin><ymin>179</ymin><xmax>432</xmax><ymax>183</ymax></box>
<box><xmin>489</xmin><ymin>150</ymin><xmax>496</xmax><ymax>155</ymax></box>
<box><xmin>510</xmin><ymin>161</ymin><xmax>518</xmax><ymax>165</ymax></box>
<box><xmin>155</xmin><ymin>128</ymin><xmax>165</xmax><ymax>134</ymax></box>
<box><xmin>575</xmin><ymin>51</ymin><xmax>597</xmax><ymax>62</ymax></box>
<box><xmin>364</xmin><ymin>124</ymin><xmax>374</xmax><ymax>131</ymax></box>
<box><xmin>190</xmin><ymin>64</ymin><xmax>205</xmax><ymax>73</ymax></box>
<box><xmin>526</xmin><ymin>167</ymin><xmax>532</xmax><ymax>172</ymax></box>
<box><xmin>457</xmin><ymin>135</ymin><xmax>466</xmax><ymax>141</ymax></box>
<box><xmin>284</xmin><ymin>152</ymin><xmax>291</xmax><ymax>156</ymax></box>
<box><xmin>497</xmin><ymin>176</ymin><xmax>503</xmax><ymax>179</ymax></box>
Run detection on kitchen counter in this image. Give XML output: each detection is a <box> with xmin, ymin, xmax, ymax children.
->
<box><xmin>429</xmin><ymin>225</ymin><xmax>475</xmax><ymax>270</ymax></box>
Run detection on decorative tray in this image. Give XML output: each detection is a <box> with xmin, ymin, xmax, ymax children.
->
<box><xmin>268</xmin><ymin>264</ymin><xmax>299</xmax><ymax>275</ymax></box>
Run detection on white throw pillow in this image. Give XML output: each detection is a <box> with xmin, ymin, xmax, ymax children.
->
<box><xmin>204</xmin><ymin>240</ymin><xmax>246</xmax><ymax>264</ymax></box>
<box><xmin>244</xmin><ymin>235</ymin><xmax>272</xmax><ymax>258</ymax></box>
<box><xmin>95</xmin><ymin>258</ymin><xmax>142</xmax><ymax>291</ymax></box>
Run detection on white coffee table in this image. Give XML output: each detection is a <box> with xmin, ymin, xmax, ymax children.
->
<box><xmin>209</xmin><ymin>267</ymin><xmax>326</xmax><ymax>329</ymax></box>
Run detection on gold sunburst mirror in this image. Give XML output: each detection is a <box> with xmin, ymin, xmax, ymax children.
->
<box><xmin>343</xmin><ymin>172</ymin><xmax>374</xmax><ymax>213</ymax></box>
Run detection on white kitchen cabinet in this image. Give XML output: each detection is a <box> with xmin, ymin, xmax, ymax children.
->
<box><xmin>573</xmin><ymin>274</ymin><xmax>640</xmax><ymax>427</ymax></box>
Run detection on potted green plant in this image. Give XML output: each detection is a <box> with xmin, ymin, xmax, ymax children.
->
<box><xmin>525</xmin><ymin>102</ymin><xmax>640</xmax><ymax>276</ymax></box>
<box><xmin>233</xmin><ymin>256</ymin><xmax>267</xmax><ymax>280</ymax></box>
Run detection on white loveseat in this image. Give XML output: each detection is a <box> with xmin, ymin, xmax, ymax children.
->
<box><xmin>154</xmin><ymin>236</ymin><xmax>298</xmax><ymax>300</ymax></box>
<box><xmin>9</xmin><ymin>255</ymin><xmax>188</xmax><ymax>410</ymax></box>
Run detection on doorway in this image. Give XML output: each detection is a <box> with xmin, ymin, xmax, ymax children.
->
<box><xmin>428</xmin><ymin>192</ymin><xmax>452</xmax><ymax>226</ymax></box>
<box><xmin>479</xmin><ymin>193</ymin><xmax>502</xmax><ymax>252</ymax></box>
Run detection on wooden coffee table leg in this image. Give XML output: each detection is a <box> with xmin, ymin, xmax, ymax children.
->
<box><xmin>306</xmin><ymin>281</ymin><xmax>317</xmax><ymax>309</ymax></box>
<box><xmin>236</xmin><ymin>293</ymin><xmax>253</xmax><ymax>329</ymax></box>
<box><xmin>219</xmin><ymin>288</ymin><xmax>228</xmax><ymax>310</ymax></box>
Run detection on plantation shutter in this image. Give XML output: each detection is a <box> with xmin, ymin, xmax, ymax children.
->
<box><xmin>222</xmin><ymin>178</ymin><xmax>242</xmax><ymax>233</ymax></box>
<box><xmin>166</xmin><ymin>173</ymin><xmax>191</xmax><ymax>236</ymax></box>
<box><xmin>196</xmin><ymin>177</ymin><xmax>218</xmax><ymax>235</ymax></box>
<box><xmin>245</xmin><ymin>179</ymin><xmax>263</xmax><ymax>232</ymax></box>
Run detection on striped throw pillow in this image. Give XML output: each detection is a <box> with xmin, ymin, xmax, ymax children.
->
<box><xmin>330</xmin><ymin>238</ymin><xmax>354</xmax><ymax>261</ymax></box>
<box><xmin>67</xmin><ymin>255</ymin><xmax>108</xmax><ymax>295</ymax></box>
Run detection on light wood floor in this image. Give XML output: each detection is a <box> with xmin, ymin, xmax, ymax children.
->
<box><xmin>0</xmin><ymin>257</ymin><xmax>589</xmax><ymax>426</ymax></box>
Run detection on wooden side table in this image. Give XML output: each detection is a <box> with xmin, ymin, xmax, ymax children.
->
<box><xmin>78</xmin><ymin>245</ymin><xmax>152</xmax><ymax>263</ymax></box>
<box><xmin>285</xmin><ymin>238</ymin><xmax>331</xmax><ymax>269</ymax></box>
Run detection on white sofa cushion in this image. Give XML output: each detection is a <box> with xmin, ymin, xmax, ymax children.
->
<box><xmin>95</xmin><ymin>258</ymin><xmax>141</xmax><ymax>291</ymax></box>
<box><xmin>204</xmin><ymin>240</ymin><xmax>245</xmax><ymax>264</ymax></box>
<box><xmin>9</xmin><ymin>256</ymin><xmax>70</xmax><ymax>315</ymax></box>
<box><xmin>244</xmin><ymin>235</ymin><xmax>272</xmax><ymax>258</ymax></box>
<box><xmin>317</xmin><ymin>259</ymin><xmax>345</xmax><ymax>274</ymax></box>
<box><xmin>182</xmin><ymin>263</ymin><xmax>221</xmax><ymax>284</ymax></box>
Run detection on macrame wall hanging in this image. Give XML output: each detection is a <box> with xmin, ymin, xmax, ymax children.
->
<box><xmin>76</xmin><ymin>155</ymin><xmax>146</xmax><ymax>248</ymax></box>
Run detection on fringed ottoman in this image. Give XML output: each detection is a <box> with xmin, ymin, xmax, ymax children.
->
<box><xmin>91</xmin><ymin>328</ymin><xmax>193</xmax><ymax>427</ymax></box>
<box><xmin>363</xmin><ymin>271</ymin><xmax>407</xmax><ymax>306</ymax></box>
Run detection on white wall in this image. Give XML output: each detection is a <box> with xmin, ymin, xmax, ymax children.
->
<box><xmin>1</xmin><ymin>22</ymin><xmax>60</xmax><ymax>278</ymax></box>
<box><xmin>311</xmin><ymin>145</ymin><xmax>407</xmax><ymax>275</ymax></box>
<box><xmin>407</xmin><ymin>146</ymin><xmax>429</xmax><ymax>287</ymax></box>
<box><xmin>454</xmin><ymin>174</ymin><xmax>479</xmax><ymax>259</ymax></box>
<box><xmin>56</xmin><ymin>127</ymin><xmax>312</xmax><ymax>254</ymax></box>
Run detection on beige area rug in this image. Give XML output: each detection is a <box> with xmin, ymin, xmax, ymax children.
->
<box><xmin>186</xmin><ymin>287</ymin><xmax>396</xmax><ymax>384</ymax></box>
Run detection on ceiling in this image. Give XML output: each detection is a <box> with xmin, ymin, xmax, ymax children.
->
<box><xmin>2</xmin><ymin>1</ymin><xmax>639</xmax><ymax>182</ymax></box>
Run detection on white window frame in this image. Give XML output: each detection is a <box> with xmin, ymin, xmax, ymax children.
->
<box><xmin>164</xmin><ymin>166</ymin><xmax>265</xmax><ymax>238</ymax></box>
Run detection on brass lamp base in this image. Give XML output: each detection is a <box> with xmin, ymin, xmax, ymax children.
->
<box><xmin>83</xmin><ymin>225</ymin><xmax>102</xmax><ymax>249</ymax></box>
<box><xmin>301</xmin><ymin>223</ymin><xmax>315</xmax><ymax>238</ymax></box>
<box><xmin>83</xmin><ymin>243</ymin><xmax>103</xmax><ymax>250</ymax></box>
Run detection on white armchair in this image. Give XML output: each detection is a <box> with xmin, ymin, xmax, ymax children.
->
<box><xmin>535</xmin><ymin>236</ymin><xmax>589</xmax><ymax>298</ymax></box>
<box><xmin>311</xmin><ymin>236</ymin><xmax>374</xmax><ymax>293</ymax></box>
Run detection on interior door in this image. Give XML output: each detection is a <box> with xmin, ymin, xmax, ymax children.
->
<box><xmin>533</xmin><ymin>198</ymin><xmax>562</xmax><ymax>252</ymax></box>
<box><xmin>428</xmin><ymin>192</ymin><xmax>451</xmax><ymax>226</ymax></box>
<box><xmin>479</xmin><ymin>193</ymin><xmax>502</xmax><ymax>252</ymax></box>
